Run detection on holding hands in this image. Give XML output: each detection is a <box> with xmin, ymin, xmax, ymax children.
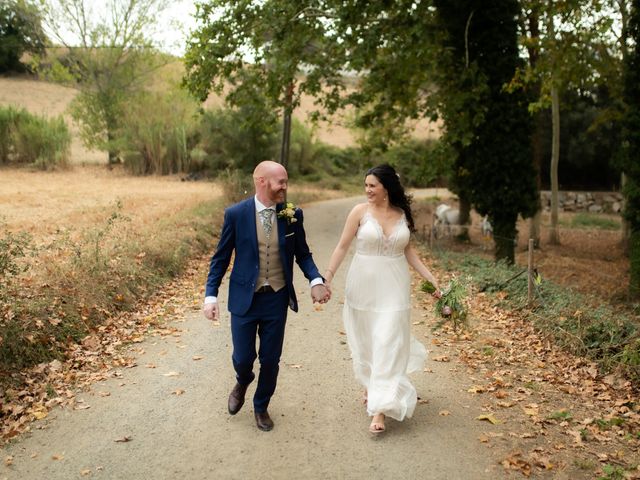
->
<box><xmin>311</xmin><ymin>283</ymin><xmax>331</xmax><ymax>304</ymax></box>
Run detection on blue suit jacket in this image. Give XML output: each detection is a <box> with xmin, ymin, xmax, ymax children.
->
<box><xmin>205</xmin><ymin>197</ymin><xmax>322</xmax><ymax>316</ymax></box>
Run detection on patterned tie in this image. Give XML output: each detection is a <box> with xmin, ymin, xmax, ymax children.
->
<box><xmin>260</xmin><ymin>208</ymin><xmax>274</xmax><ymax>238</ymax></box>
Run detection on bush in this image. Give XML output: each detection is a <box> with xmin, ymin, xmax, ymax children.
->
<box><xmin>196</xmin><ymin>106</ymin><xmax>279</xmax><ymax>175</ymax></box>
<box><xmin>0</xmin><ymin>106</ymin><xmax>70</xmax><ymax>168</ymax></box>
<box><xmin>118</xmin><ymin>89</ymin><xmax>200</xmax><ymax>175</ymax></box>
<box><xmin>0</xmin><ymin>199</ymin><xmax>222</xmax><ymax>372</ymax></box>
<box><xmin>382</xmin><ymin>139</ymin><xmax>450</xmax><ymax>187</ymax></box>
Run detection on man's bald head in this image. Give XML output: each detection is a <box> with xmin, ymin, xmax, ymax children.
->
<box><xmin>253</xmin><ymin>161</ymin><xmax>288</xmax><ymax>206</ymax></box>
<box><xmin>253</xmin><ymin>161</ymin><xmax>286</xmax><ymax>184</ymax></box>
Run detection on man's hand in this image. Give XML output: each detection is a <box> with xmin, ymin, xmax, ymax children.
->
<box><xmin>311</xmin><ymin>284</ymin><xmax>331</xmax><ymax>304</ymax></box>
<box><xmin>203</xmin><ymin>302</ymin><xmax>219</xmax><ymax>321</ymax></box>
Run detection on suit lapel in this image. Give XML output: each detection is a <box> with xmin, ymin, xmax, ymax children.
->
<box><xmin>246</xmin><ymin>198</ymin><xmax>259</xmax><ymax>258</ymax></box>
<box><xmin>276</xmin><ymin>203</ymin><xmax>288</xmax><ymax>249</ymax></box>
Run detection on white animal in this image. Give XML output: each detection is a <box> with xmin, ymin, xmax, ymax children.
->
<box><xmin>481</xmin><ymin>216</ymin><xmax>493</xmax><ymax>238</ymax></box>
<box><xmin>434</xmin><ymin>203</ymin><xmax>460</xmax><ymax>226</ymax></box>
<box><xmin>433</xmin><ymin>203</ymin><xmax>460</xmax><ymax>238</ymax></box>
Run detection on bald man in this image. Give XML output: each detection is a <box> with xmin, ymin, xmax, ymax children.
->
<box><xmin>203</xmin><ymin>161</ymin><xmax>330</xmax><ymax>431</ymax></box>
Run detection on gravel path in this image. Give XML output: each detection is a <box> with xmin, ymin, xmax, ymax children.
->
<box><xmin>2</xmin><ymin>193</ymin><xmax>511</xmax><ymax>480</ymax></box>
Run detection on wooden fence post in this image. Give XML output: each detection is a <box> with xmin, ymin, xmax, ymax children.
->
<box><xmin>527</xmin><ymin>238</ymin><xmax>534</xmax><ymax>306</ymax></box>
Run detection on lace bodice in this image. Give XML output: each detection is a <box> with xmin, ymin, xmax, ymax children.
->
<box><xmin>355</xmin><ymin>212</ymin><xmax>410</xmax><ymax>257</ymax></box>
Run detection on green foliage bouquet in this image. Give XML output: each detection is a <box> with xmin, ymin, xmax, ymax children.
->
<box><xmin>421</xmin><ymin>276</ymin><xmax>470</xmax><ymax>330</ymax></box>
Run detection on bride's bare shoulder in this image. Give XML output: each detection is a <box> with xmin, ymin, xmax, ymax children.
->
<box><xmin>350</xmin><ymin>203</ymin><xmax>368</xmax><ymax>215</ymax></box>
<box><xmin>347</xmin><ymin>203</ymin><xmax>368</xmax><ymax>223</ymax></box>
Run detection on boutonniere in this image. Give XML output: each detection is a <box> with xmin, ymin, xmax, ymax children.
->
<box><xmin>277</xmin><ymin>202</ymin><xmax>298</xmax><ymax>225</ymax></box>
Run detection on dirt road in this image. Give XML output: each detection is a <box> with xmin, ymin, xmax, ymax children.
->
<box><xmin>2</xmin><ymin>194</ymin><xmax>508</xmax><ymax>480</ymax></box>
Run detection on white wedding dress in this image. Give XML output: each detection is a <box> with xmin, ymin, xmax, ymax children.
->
<box><xmin>343</xmin><ymin>211</ymin><xmax>427</xmax><ymax>421</ymax></box>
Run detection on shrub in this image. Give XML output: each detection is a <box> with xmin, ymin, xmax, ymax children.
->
<box><xmin>0</xmin><ymin>199</ymin><xmax>222</xmax><ymax>372</ymax></box>
<box><xmin>118</xmin><ymin>89</ymin><xmax>200</xmax><ymax>175</ymax></box>
<box><xmin>196</xmin><ymin>106</ymin><xmax>279</xmax><ymax>175</ymax></box>
<box><xmin>0</xmin><ymin>106</ymin><xmax>70</xmax><ymax>168</ymax></box>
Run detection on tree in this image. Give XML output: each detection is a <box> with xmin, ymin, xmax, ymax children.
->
<box><xmin>622</xmin><ymin>0</ymin><xmax>640</xmax><ymax>298</ymax></box>
<box><xmin>437</xmin><ymin>0</ymin><xmax>538</xmax><ymax>263</ymax></box>
<box><xmin>515</xmin><ymin>0</ymin><xmax>615</xmax><ymax>245</ymax></box>
<box><xmin>0</xmin><ymin>0</ymin><xmax>46</xmax><ymax>73</ymax></box>
<box><xmin>40</xmin><ymin>0</ymin><xmax>170</xmax><ymax>164</ymax></box>
<box><xmin>183</xmin><ymin>1</ymin><xmax>347</xmax><ymax>172</ymax></box>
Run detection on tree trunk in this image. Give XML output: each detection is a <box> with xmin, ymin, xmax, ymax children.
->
<box><xmin>456</xmin><ymin>196</ymin><xmax>471</xmax><ymax>242</ymax></box>
<box><xmin>548</xmin><ymin>83</ymin><xmax>561</xmax><ymax>245</ymax></box>
<box><xmin>529</xmin><ymin>109</ymin><xmax>544</xmax><ymax>248</ymax></box>
<box><xmin>493</xmin><ymin>214</ymin><xmax>517</xmax><ymax>264</ymax></box>
<box><xmin>279</xmin><ymin>82</ymin><xmax>294</xmax><ymax>170</ymax></box>
<box><xmin>107</xmin><ymin>128</ymin><xmax>119</xmax><ymax>165</ymax></box>
<box><xmin>621</xmin><ymin>172</ymin><xmax>630</xmax><ymax>253</ymax></box>
<box><xmin>630</xmin><ymin>228</ymin><xmax>640</xmax><ymax>300</ymax></box>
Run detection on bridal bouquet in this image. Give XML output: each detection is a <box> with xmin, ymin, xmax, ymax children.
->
<box><xmin>421</xmin><ymin>276</ymin><xmax>469</xmax><ymax>330</ymax></box>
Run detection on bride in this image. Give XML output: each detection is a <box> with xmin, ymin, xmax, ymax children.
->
<box><xmin>324</xmin><ymin>164</ymin><xmax>441</xmax><ymax>434</ymax></box>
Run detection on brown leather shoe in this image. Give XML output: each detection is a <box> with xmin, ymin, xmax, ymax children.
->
<box><xmin>254</xmin><ymin>411</ymin><xmax>274</xmax><ymax>431</ymax></box>
<box><xmin>228</xmin><ymin>383</ymin><xmax>248</xmax><ymax>415</ymax></box>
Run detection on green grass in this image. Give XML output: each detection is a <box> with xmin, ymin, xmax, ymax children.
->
<box><xmin>560</xmin><ymin>212</ymin><xmax>621</xmax><ymax>230</ymax></box>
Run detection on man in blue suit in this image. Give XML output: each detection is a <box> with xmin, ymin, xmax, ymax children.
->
<box><xmin>203</xmin><ymin>161</ymin><xmax>330</xmax><ymax>431</ymax></box>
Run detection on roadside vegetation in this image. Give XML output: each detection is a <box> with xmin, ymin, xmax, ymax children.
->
<box><xmin>0</xmin><ymin>106</ymin><xmax>70</xmax><ymax>169</ymax></box>
<box><xmin>0</xmin><ymin>199</ymin><xmax>222</xmax><ymax>377</ymax></box>
<box><xmin>431</xmin><ymin>249</ymin><xmax>640</xmax><ymax>384</ymax></box>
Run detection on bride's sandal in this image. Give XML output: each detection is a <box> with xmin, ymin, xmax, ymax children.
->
<box><xmin>369</xmin><ymin>414</ymin><xmax>385</xmax><ymax>435</ymax></box>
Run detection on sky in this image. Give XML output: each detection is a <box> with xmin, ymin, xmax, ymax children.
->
<box><xmin>154</xmin><ymin>0</ymin><xmax>199</xmax><ymax>56</ymax></box>
<box><xmin>44</xmin><ymin>0</ymin><xmax>200</xmax><ymax>58</ymax></box>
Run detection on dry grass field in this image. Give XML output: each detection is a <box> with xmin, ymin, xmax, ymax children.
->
<box><xmin>0</xmin><ymin>166</ymin><xmax>220</xmax><ymax>238</ymax></box>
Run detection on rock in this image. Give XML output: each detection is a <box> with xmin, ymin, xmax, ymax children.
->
<box><xmin>588</xmin><ymin>204</ymin><xmax>604</xmax><ymax>213</ymax></box>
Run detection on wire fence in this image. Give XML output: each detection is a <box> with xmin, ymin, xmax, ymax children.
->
<box><xmin>416</xmin><ymin>216</ymin><xmax>628</xmax><ymax>297</ymax></box>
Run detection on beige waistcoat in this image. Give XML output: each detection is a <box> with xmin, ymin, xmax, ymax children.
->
<box><xmin>255</xmin><ymin>210</ymin><xmax>285</xmax><ymax>292</ymax></box>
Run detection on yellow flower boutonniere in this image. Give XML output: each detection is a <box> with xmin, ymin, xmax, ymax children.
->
<box><xmin>278</xmin><ymin>202</ymin><xmax>298</xmax><ymax>225</ymax></box>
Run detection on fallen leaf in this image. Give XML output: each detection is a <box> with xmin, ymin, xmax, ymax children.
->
<box><xmin>52</xmin><ymin>454</ymin><xmax>64</xmax><ymax>460</ymax></box>
<box><xmin>144</xmin><ymin>363</ymin><xmax>157</xmax><ymax>369</ymax></box>
<box><xmin>439</xmin><ymin>410</ymin><xmax>451</xmax><ymax>416</ymax></box>
<box><xmin>162</xmin><ymin>371</ymin><xmax>180</xmax><ymax>377</ymax></box>
<box><xmin>114</xmin><ymin>436</ymin><xmax>132</xmax><ymax>443</ymax></box>
<box><xmin>192</xmin><ymin>356</ymin><xmax>203</xmax><ymax>361</ymax></box>
<box><xmin>4</xmin><ymin>456</ymin><xmax>13</xmax><ymax>466</ymax></box>
<box><xmin>288</xmin><ymin>364</ymin><xmax>302</xmax><ymax>369</ymax></box>
<box><xmin>478</xmin><ymin>434</ymin><xmax>490</xmax><ymax>443</ymax></box>
<box><xmin>172</xmin><ymin>389</ymin><xmax>185</xmax><ymax>396</ymax></box>
<box><xmin>476</xmin><ymin>414</ymin><xmax>501</xmax><ymax>425</ymax></box>
<box><xmin>80</xmin><ymin>469</ymin><xmax>91</xmax><ymax>476</ymax></box>
<box><xmin>432</xmin><ymin>355</ymin><xmax>450</xmax><ymax>362</ymax></box>
<box><xmin>468</xmin><ymin>385</ymin><xmax>485</xmax><ymax>394</ymax></box>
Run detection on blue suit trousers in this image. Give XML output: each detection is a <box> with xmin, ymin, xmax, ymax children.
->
<box><xmin>230</xmin><ymin>287</ymin><xmax>289</xmax><ymax>413</ymax></box>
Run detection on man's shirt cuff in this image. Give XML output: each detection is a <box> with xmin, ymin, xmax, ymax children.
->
<box><xmin>204</xmin><ymin>296</ymin><xmax>217</xmax><ymax>304</ymax></box>
<box><xmin>309</xmin><ymin>277</ymin><xmax>324</xmax><ymax>287</ymax></box>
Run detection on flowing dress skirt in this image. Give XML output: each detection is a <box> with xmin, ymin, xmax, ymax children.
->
<box><xmin>344</xmin><ymin>252</ymin><xmax>426</xmax><ymax>421</ymax></box>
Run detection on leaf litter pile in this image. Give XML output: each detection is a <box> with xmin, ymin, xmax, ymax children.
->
<box><xmin>0</xmin><ymin>257</ymin><xmax>206</xmax><ymax>446</ymax></box>
<box><xmin>417</xmin><ymin>271</ymin><xmax>640</xmax><ymax>479</ymax></box>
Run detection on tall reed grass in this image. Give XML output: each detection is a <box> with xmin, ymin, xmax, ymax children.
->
<box><xmin>0</xmin><ymin>106</ymin><xmax>70</xmax><ymax>169</ymax></box>
<box><xmin>119</xmin><ymin>89</ymin><xmax>199</xmax><ymax>175</ymax></box>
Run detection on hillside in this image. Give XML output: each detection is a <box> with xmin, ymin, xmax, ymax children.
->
<box><xmin>0</xmin><ymin>68</ymin><xmax>440</xmax><ymax>164</ymax></box>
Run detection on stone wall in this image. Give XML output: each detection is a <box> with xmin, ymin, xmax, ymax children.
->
<box><xmin>540</xmin><ymin>191</ymin><xmax>623</xmax><ymax>214</ymax></box>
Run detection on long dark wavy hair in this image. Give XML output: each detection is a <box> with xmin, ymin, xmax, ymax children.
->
<box><xmin>366</xmin><ymin>164</ymin><xmax>415</xmax><ymax>232</ymax></box>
